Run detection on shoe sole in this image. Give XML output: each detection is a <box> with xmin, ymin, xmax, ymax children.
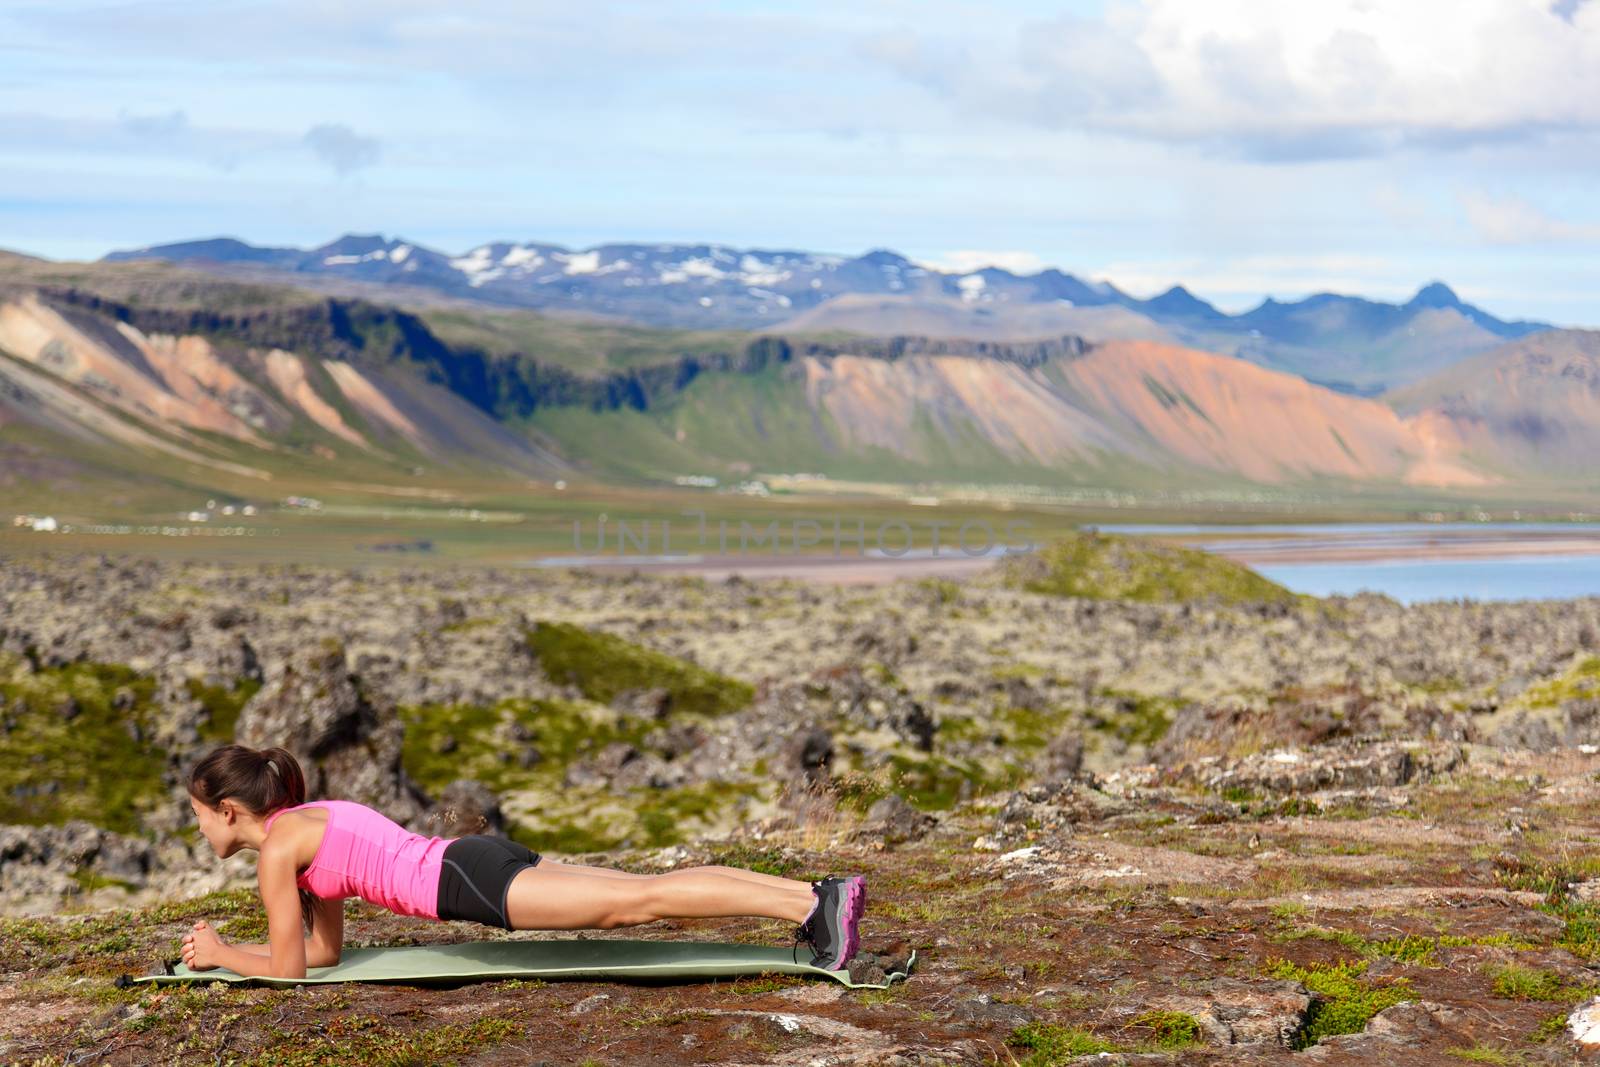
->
<box><xmin>835</xmin><ymin>875</ymin><xmax>865</xmax><ymax>970</ymax></box>
<box><xmin>809</xmin><ymin>875</ymin><xmax>863</xmax><ymax>971</ymax></box>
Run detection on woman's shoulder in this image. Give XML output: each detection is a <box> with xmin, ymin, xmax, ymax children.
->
<box><xmin>266</xmin><ymin>800</ymin><xmax>333</xmax><ymax>832</ymax></box>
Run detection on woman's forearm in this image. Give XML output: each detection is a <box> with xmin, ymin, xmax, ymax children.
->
<box><xmin>207</xmin><ymin>941</ymin><xmax>305</xmax><ymax>979</ymax></box>
<box><xmin>231</xmin><ymin>939</ymin><xmax>335</xmax><ymax>966</ymax></box>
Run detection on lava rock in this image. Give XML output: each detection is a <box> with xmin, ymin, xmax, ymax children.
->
<box><xmin>235</xmin><ymin>638</ymin><xmax>431</xmax><ymax>826</ymax></box>
<box><xmin>950</xmin><ymin>993</ymin><xmax>1035</xmax><ymax>1029</ymax></box>
<box><xmin>782</xmin><ymin>725</ymin><xmax>834</xmax><ymax>784</ymax></box>
<box><xmin>857</xmin><ymin>794</ymin><xmax>936</xmax><ymax>847</ymax></box>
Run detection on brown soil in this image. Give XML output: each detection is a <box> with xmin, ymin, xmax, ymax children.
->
<box><xmin>10</xmin><ymin>751</ymin><xmax>1600</xmax><ymax>1065</ymax></box>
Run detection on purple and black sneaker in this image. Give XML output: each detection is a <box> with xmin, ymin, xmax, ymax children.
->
<box><xmin>794</xmin><ymin>875</ymin><xmax>867</xmax><ymax>970</ymax></box>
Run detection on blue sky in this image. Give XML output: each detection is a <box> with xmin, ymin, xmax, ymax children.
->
<box><xmin>3</xmin><ymin>0</ymin><xmax>1598</xmax><ymax>324</ymax></box>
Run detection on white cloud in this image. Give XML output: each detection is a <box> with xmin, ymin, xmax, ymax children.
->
<box><xmin>871</xmin><ymin>0</ymin><xmax>1600</xmax><ymax>160</ymax></box>
<box><xmin>303</xmin><ymin>123</ymin><xmax>380</xmax><ymax>175</ymax></box>
<box><xmin>915</xmin><ymin>249</ymin><xmax>1049</xmax><ymax>275</ymax></box>
<box><xmin>1460</xmin><ymin>191</ymin><xmax>1600</xmax><ymax>244</ymax></box>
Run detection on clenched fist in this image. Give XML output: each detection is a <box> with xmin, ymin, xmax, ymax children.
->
<box><xmin>180</xmin><ymin>919</ymin><xmax>222</xmax><ymax>971</ymax></box>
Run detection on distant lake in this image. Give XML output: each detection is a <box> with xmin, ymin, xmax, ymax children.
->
<box><xmin>1252</xmin><ymin>556</ymin><xmax>1600</xmax><ymax>604</ymax></box>
<box><xmin>1101</xmin><ymin>523</ymin><xmax>1600</xmax><ymax>604</ymax></box>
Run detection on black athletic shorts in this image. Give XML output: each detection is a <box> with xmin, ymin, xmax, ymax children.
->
<box><xmin>436</xmin><ymin>835</ymin><xmax>542</xmax><ymax>930</ymax></box>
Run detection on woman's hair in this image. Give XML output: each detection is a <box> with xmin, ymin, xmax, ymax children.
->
<box><xmin>187</xmin><ymin>743</ymin><xmax>307</xmax><ymax>815</ymax></box>
<box><xmin>187</xmin><ymin>744</ymin><xmax>318</xmax><ymax>935</ymax></box>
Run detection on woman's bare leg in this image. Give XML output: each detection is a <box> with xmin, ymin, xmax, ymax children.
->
<box><xmin>504</xmin><ymin>865</ymin><xmax>815</xmax><ymax>930</ymax></box>
<box><xmin>539</xmin><ymin>859</ymin><xmax>809</xmax><ymax>893</ymax></box>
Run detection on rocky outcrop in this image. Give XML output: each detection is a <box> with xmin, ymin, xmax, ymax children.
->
<box><xmin>0</xmin><ymin>821</ymin><xmax>155</xmax><ymax>895</ymax></box>
<box><xmin>1135</xmin><ymin>978</ymin><xmax>1313</xmax><ymax>1047</ymax></box>
<box><xmin>855</xmin><ymin>794</ymin><xmax>936</xmax><ymax>847</ymax></box>
<box><xmin>1298</xmin><ymin>1001</ymin><xmax>1472</xmax><ymax>1061</ymax></box>
<box><xmin>804</xmin><ymin>665</ymin><xmax>935</xmax><ymax>752</ymax></box>
<box><xmin>1152</xmin><ymin>691</ymin><xmax>1386</xmax><ymax>765</ymax></box>
<box><xmin>234</xmin><ymin>639</ymin><xmax>431</xmax><ymax>827</ymax></box>
<box><xmin>781</xmin><ymin>726</ymin><xmax>834</xmax><ymax>786</ymax></box>
<box><xmin>1181</xmin><ymin>739</ymin><xmax>1466</xmax><ymax>796</ymax></box>
<box><xmin>993</xmin><ymin>779</ymin><xmax>1133</xmax><ymax>835</ymax></box>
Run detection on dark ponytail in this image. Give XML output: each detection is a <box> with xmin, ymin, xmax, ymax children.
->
<box><xmin>187</xmin><ymin>744</ymin><xmax>319</xmax><ymax>935</ymax></box>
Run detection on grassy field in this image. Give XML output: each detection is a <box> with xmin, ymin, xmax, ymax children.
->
<box><xmin>6</xmin><ymin>463</ymin><xmax>1600</xmax><ymax>570</ymax></box>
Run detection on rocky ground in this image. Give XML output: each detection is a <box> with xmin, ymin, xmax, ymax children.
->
<box><xmin>7</xmin><ymin>549</ymin><xmax>1600</xmax><ymax>1064</ymax></box>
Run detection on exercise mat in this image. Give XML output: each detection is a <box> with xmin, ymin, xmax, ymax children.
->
<box><xmin>124</xmin><ymin>939</ymin><xmax>916</xmax><ymax>990</ymax></box>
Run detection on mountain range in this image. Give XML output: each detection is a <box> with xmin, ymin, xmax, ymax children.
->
<box><xmin>3</xmin><ymin>249</ymin><xmax>1596</xmax><ymax>511</ymax></box>
<box><xmin>104</xmin><ymin>235</ymin><xmax>1552</xmax><ymax>394</ymax></box>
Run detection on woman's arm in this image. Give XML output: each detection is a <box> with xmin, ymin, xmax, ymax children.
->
<box><xmin>306</xmin><ymin>893</ymin><xmax>344</xmax><ymax>967</ymax></box>
<box><xmin>232</xmin><ymin>897</ymin><xmax>343</xmax><ymax>967</ymax></box>
<box><xmin>198</xmin><ymin>838</ymin><xmax>309</xmax><ymax>979</ymax></box>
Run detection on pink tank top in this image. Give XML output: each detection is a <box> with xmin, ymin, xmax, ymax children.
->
<box><xmin>263</xmin><ymin>800</ymin><xmax>452</xmax><ymax>920</ymax></box>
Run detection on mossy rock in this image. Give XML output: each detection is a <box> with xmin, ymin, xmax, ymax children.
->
<box><xmin>398</xmin><ymin>695</ymin><xmax>763</xmax><ymax>851</ymax></box>
<box><xmin>996</xmin><ymin>530</ymin><xmax>1298</xmax><ymax>606</ymax></box>
<box><xmin>399</xmin><ymin>696</ymin><xmax>635</xmax><ymax>796</ymax></box>
<box><xmin>0</xmin><ymin>661</ymin><xmax>169</xmax><ymax>834</ymax></box>
<box><xmin>1262</xmin><ymin>957</ymin><xmax>1413</xmax><ymax>1048</ymax></box>
<box><xmin>1517</xmin><ymin>656</ymin><xmax>1600</xmax><ymax>711</ymax></box>
<box><xmin>188</xmin><ymin>676</ymin><xmax>263</xmax><ymax>743</ymax></box>
<box><xmin>525</xmin><ymin>621</ymin><xmax>753</xmax><ymax>715</ymax></box>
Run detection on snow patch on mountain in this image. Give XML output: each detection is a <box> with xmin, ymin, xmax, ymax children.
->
<box><xmin>501</xmin><ymin>246</ymin><xmax>543</xmax><ymax>269</ymax></box>
<box><xmin>560</xmin><ymin>251</ymin><xmax>602</xmax><ymax>275</ymax></box>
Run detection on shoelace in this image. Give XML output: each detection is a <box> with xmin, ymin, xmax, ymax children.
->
<box><xmin>791</xmin><ymin>915</ymin><xmax>818</xmax><ymax>966</ymax></box>
<box><xmin>791</xmin><ymin>881</ymin><xmax>824</xmax><ymax>965</ymax></box>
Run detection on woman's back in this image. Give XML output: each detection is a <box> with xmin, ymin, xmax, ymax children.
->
<box><xmin>265</xmin><ymin>799</ymin><xmax>452</xmax><ymax>919</ymax></box>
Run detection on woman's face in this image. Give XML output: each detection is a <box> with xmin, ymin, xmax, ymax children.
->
<box><xmin>189</xmin><ymin>793</ymin><xmax>247</xmax><ymax>858</ymax></box>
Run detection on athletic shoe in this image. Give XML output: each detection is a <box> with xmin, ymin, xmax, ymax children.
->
<box><xmin>791</xmin><ymin>877</ymin><xmax>834</xmax><ymax>966</ymax></box>
<box><xmin>795</xmin><ymin>875</ymin><xmax>865</xmax><ymax>970</ymax></box>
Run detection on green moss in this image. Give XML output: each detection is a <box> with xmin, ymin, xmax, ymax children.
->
<box><xmin>1445</xmin><ymin>1045</ymin><xmax>1526</xmax><ymax>1064</ymax></box>
<box><xmin>885</xmin><ymin>753</ymin><xmax>997</xmax><ymax>810</ymax></box>
<box><xmin>1088</xmin><ymin>688</ymin><xmax>1179</xmax><ymax>747</ymax></box>
<box><xmin>525</xmin><ymin>621</ymin><xmax>753</xmax><ymax>715</ymax></box>
<box><xmin>439</xmin><ymin>616</ymin><xmax>497</xmax><ymax>634</ymax></box>
<box><xmin>632</xmin><ymin>780</ymin><xmax>762</xmax><ymax>847</ymax></box>
<box><xmin>70</xmin><ymin>868</ymin><xmax>139</xmax><ymax>893</ymax></box>
<box><xmin>1519</xmin><ymin>656</ymin><xmax>1600</xmax><ymax>710</ymax></box>
<box><xmin>142</xmin><ymin>888</ymin><xmax>260</xmax><ymax>925</ymax></box>
<box><xmin>723</xmin><ymin>974</ymin><xmax>806</xmax><ymax>995</ymax></box>
<box><xmin>707</xmin><ymin>844</ymin><xmax>801</xmax><ymax>878</ymax></box>
<box><xmin>1531</xmin><ymin>1013</ymin><xmax>1570</xmax><ymax>1043</ymax></box>
<box><xmin>0</xmin><ymin>661</ymin><xmax>169</xmax><ymax>833</ymax></box>
<box><xmin>1555</xmin><ymin>899</ymin><xmax>1600</xmax><ymax>958</ymax></box>
<box><xmin>188</xmin><ymin>676</ymin><xmax>262</xmax><ymax>744</ymax></box>
<box><xmin>1131</xmin><ymin>1010</ymin><xmax>1204</xmax><ymax>1049</ymax></box>
<box><xmin>217</xmin><ymin>913</ymin><xmax>271</xmax><ymax>941</ymax></box>
<box><xmin>917</xmin><ymin>577</ymin><xmax>962</xmax><ymax>606</ymax></box>
<box><xmin>1008</xmin><ymin>1022</ymin><xmax>1117</xmax><ymax>1064</ymax></box>
<box><xmin>829</xmin><ymin>770</ymin><xmax>892</xmax><ymax>814</ymax></box>
<box><xmin>1488</xmin><ymin>963</ymin><xmax>1598</xmax><ymax>1003</ymax></box>
<box><xmin>1</xmin><ymin>887</ymin><xmax>262</xmax><ymax>971</ymax></box>
<box><xmin>1271</xmin><ymin>924</ymin><xmax>1533</xmax><ymax>965</ymax></box>
<box><xmin>998</xmin><ymin>530</ymin><xmax>1298</xmax><ymax>605</ymax></box>
<box><xmin>1262</xmin><ymin>957</ymin><xmax>1414</xmax><ymax>1048</ymax></box>
<box><xmin>399</xmin><ymin>696</ymin><xmax>647</xmax><ymax>795</ymax></box>
<box><xmin>994</xmin><ymin>704</ymin><xmax>1069</xmax><ymax>752</ymax></box>
<box><xmin>401</xmin><ymin>678</ymin><xmax>764</xmax><ymax>853</ymax></box>
<box><xmin>509</xmin><ymin>819</ymin><xmax>624</xmax><ymax>855</ymax></box>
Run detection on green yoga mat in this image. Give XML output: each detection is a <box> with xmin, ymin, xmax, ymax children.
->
<box><xmin>125</xmin><ymin>939</ymin><xmax>916</xmax><ymax>990</ymax></box>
